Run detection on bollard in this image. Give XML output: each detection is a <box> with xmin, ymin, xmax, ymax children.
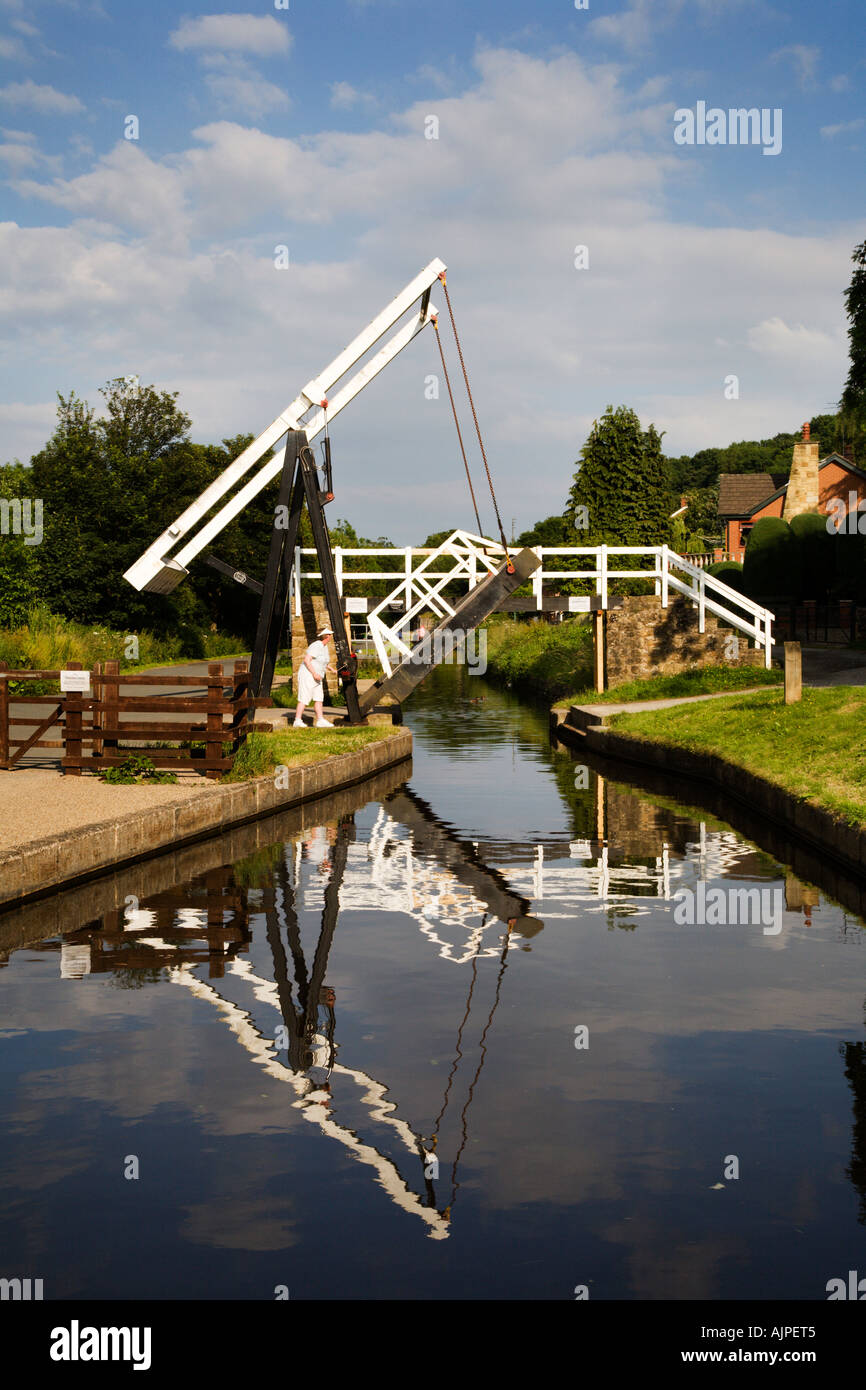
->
<box><xmin>784</xmin><ymin>641</ymin><xmax>802</xmax><ymax>704</ymax></box>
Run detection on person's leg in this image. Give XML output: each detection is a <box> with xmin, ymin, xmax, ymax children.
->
<box><xmin>314</xmin><ymin>699</ymin><xmax>324</xmax><ymax>721</ymax></box>
<box><xmin>294</xmin><ymin>701</ymin><xmax>307</xmax><ymax>727</ymax></box>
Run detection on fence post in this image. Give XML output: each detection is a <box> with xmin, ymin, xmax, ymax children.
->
<box><xmin>533</xmin><ymin>547</ymin><xmax>543</xmax><ymax>609</ymax></box>
<box><xmin>294</xmin><ymin>546</ymin><xmax>302</xmax><ymax>616</ymax></box>
<box><xmin>64</xmin><ymin>660</ymin><xmax>83</xmax><ymax>776</ymax></box>
<box><xmin>785</xmin><ymin>641</ymin><xmax>802</xmax><ymax>703</ymax></box>
<box><xmin>104</xmin><ymin>659</ymin><xmax>119</xmax><ymax>768</ymax></box>
<box><xmin>599</xmin><ymin>545</ymin><xmax>608</xmax><ymax>608</ymax></box>
<box><xmin>231</xmin><ymin>659</ymin><xmax>250</xmax><ymax>756</ymax></box>
<box><xmin>0</xmin><ymin>661</ymin><xmax>8</xmax><ymax>770</ymax></box>
<box><xmin>660</xmin><ymin>544</ymin><xmax>669</xmax><ymax>608</ymax></box>
<box><xmin>206</xmin><ymin>662</ymin><xmax>224</xmax><ymax>780</ymax></box>
<box><xmin>698</xmin><ymin>569</ymin><xmax>705</xmax><ymax>633</ymax></box>
<box><xmin>92</xmin><ymin>661</ymin><xmax>103</xmax><ymax>762</ymax></box>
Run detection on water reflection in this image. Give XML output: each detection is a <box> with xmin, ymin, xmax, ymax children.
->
<box><xmin>3</xmin><ymin>669</ymin><xmax>866</xmax><ymax>1297</ymax></box>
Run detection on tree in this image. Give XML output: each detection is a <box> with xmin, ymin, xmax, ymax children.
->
<box><xmin>742</xmin><ymin>517</ymin><xmax>799</xmax><ymax>600</ymax></box>
<box><xmin>517</xmin><ymin>514</ymin><xmax>576</xmax><ymax>547</ymax></box>
<box><xmin>566</xmin><ymin>405</ymin><xmax>670</xmax><ymax>546</ymax></box>
<box><xmin>0</xmin><ymin>461</ymin><xmax>40</xmax><ymax>627</ymax></box>
<box><xmin>842</xmin><ymin>235</ymin><xmax>866</xmax><ymax>423</ymax></box>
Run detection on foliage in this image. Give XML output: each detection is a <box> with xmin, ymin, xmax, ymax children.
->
<box><xmin>565</xmin><ymin>405</ymin><xmax>670</xmax><ymax>549</ymax></box>
<box><xmin>842</xmin><ymin>236</ymin><xmax>866</xmax><ymax>423</ymax></box>
<box><xmin>224</xmin><ymin>725</ymin><xmax>398</xmax><ymax>781</ymax></box>
<box><xmin>555</xmin><ymin>662</ymin><xmax>781</xmax><ymax>708</ymax></box>
<box><xmin>100</xmin><ymin>755</ymin><xmax>177</xmax><ymax>784</ymax></box>
<box><xmin>612</xmin><ymin>686</ymin><xmax>866</xmax><ymax>828</ymax></box>
<box><xmin>789</xmin><ymin>511</ymin><xmax>835</xmax><ymax>598</ymax></box>
<box><xmin>516</xmin><ymin>514</ymin><xmax>578</xmax><ymax>547</ymax></box>
<box><xmin>483</xmin><ymin>616</ymin><xmax>593</xmax><ymax>702</ymax></box>
<box><xmin>0</xmin><ymin>462</ymin><xmax>40</xmax><ymax>627</ymax></box>
<box><xmin>742</xmin><ymin>516</ymin><xmax>799</xmax><ymax>599</ymax></box>
<box><xmin>0</xmin><ymin>604</ymin><xmax>242</xmax><ymax>673</ymax></box>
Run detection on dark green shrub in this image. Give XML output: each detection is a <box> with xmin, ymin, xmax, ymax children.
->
<box><xmin>742</xmin><ymin>517</ymin><xmax>799</xmax><ymax>599</ymax></box>
<box><xmin>789</xmin><ymin>512</ymin><xmax>834</xmax><ymax>598</ymax></box>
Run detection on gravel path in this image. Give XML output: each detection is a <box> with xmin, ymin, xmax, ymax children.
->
<box><xmin>0</xmin><ymin>767</ymin><xmax>213</xmax><ymax>854</ymax></box>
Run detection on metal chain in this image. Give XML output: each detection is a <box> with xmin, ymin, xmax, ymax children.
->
<box><xmin>432</xmin><ymin>317</ymin><xmax>483</xmax><ymax>537</ymax></box>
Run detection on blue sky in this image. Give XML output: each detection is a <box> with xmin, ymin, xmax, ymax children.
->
<box><xmin>0</xmin><ymin>0</ymin><xmax>864</xmax><ymax>540</ymax></box>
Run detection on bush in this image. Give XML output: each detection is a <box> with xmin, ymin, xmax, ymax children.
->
<box><xmin>742</xmin><ymin>517</ymin><xmax>799</xmax><ymax>599</ymax></box>
<box><xmin>707</xmin><ymin>559</ymin><xmax>747</xmax><ymax>595</ymax></box>
<box><xmin>483</xmin><ymin>616</ymin><xmax>593</xmax><ymax>702</ymax></box>
<box><xmin>789</xmin><ymin>512</ymin><xmax>834</xmax><ymax>598</ymax></box>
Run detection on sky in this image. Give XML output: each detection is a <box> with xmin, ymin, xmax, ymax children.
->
<box><xmin>0</xmin><ymin>0</ymin><xmax>864</xmax><ymax>542</ymax></box>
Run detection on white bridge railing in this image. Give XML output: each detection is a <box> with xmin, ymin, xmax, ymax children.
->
<box><xmin>290</xmin><ymin>536</ymin><xmax>774</xmax><ymax>671</ymax></box>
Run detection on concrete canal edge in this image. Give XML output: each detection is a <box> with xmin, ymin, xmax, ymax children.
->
<box><xmin>550</xmin><ymin>706</ymin><xmax>865</xmax><ymax>882</ymax></box>
<box><xmin>0</xmin><ymin>729</ymin><xmax>412</xmax><ymax>909</ymax></box>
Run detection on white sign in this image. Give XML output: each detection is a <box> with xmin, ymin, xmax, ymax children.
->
<box><xmin>568</xmin><ymin>596</ymin><xmax>592</xmax><ymax>613</ymax></box>
<box><xmin>344</xmin><ymin>597</ymin><xmax>368</xmax><ymax>614</ymax></box>
<box><xmin>60</xmin><ymin>670</ymin><xmax>91</xmax><ymax>693</ymax></box>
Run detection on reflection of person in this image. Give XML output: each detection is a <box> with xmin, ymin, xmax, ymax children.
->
<box><xmin>294</xmin><ymin>626</ymin><xmax>336</xmax><ymax>728</ymax></box>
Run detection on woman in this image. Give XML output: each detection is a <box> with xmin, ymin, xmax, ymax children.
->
<box><xmin>293</xmin><ymin>626</ymin><xmax>335</xmax><ymax>728</ymax></box>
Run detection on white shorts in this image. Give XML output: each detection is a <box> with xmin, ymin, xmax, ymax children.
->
<box><xmin>297</xmin><ymin>665</ymin><xmax>324</xmax><ymax>704</ymax></box>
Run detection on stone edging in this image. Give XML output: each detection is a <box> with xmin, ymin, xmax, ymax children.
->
<box><xmin>0</xmin><ymin>730</ymin><xmax>412</xmax><ymax>908</ymax></box>
<box><xmin>557</xmin><ymin>715</ymin><xmax>865</xmax><ymax>881</ymax></box>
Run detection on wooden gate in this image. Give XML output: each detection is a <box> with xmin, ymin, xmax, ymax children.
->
<box><xmin>0</xmin><ymin>660</ymin><xmax>270</xmax><ymax>778</ymax></box>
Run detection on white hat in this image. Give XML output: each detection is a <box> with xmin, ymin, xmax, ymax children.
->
<box><xmin>317</xmin><ymin>626</ymin><xmax>334</xmax><ymax>637</ymax></box>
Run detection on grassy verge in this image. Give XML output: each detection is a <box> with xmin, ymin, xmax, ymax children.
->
<box><xmin>223</xmin><ymin>724</ymin><xmax>400</xmax><ymax>781</ymax></box>
<box><xmin>483</xmin><ymin>617</ymin><xmax>593</xmax><ymax>703</ymax></box>
<box><xmin>609</xmin><ymin>685</ymin><xmax>866</xmax><ymax>828</ymax></box>
<box><xmin>0</xmin><ymin>605</ymin><xmax>244</xmax><ymax>692</ymax></box>
<box><xmin>554</xmin><ymin>663</ymin><xmax>783</xmax><ymax>708</ymax></box>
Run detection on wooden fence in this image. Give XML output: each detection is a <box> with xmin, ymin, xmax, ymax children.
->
<box><xmin>0</xmin><ymin>660</ymin><xmax>271</xmax><ymax>779</ymax></box>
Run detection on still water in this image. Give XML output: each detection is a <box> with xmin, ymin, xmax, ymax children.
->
<box><xmin>2</xmin><ymin>666</ymin><xmax>866</xmax><ymax>1301</ymax></box>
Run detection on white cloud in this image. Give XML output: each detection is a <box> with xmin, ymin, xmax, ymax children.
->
<box><xmin>169</xmin><ymin>13</ymin><xmax>291</xmax><ymax>56</ymax></box>
<box><xmin>0</xmin><ymin>47</ymin><xmax>855</xmax><ymax>536</ymax></box>
<box><xmin>0</xmin><ymin>35</ymin><xmax>27</xmax><ymax>60</ymax></box>
<box><xmin>746</xmin><ymin>316</ymin><xmax>840</xmax><ymax>364</ymax></box>
<box><xmin>330</xmin><ymin>82</ymin><xmax>375</xmax><ymax>110</ymax></box>
<box><xmin>771</xmin><ymin>44</ymin><xmax>820</xmax><ymax>90</ymax></box>
<box><xmin>0</xmin><ymin>80</ymin><xmax>84</xmax><ymax>114</ymax></box>
<box><xmin>820</xmin><ymin>118</ymin><xmax>863</xmax><ymax>139</ymax></box>
<box><xmin>201</xmin><ymin>56</ymin><xmax>289</xmax><ymax>118</ymax></box>
<box><xmin>829</xmin><ymin>74</ymin><xmax>851</xmax><ymax>93</ymax></box>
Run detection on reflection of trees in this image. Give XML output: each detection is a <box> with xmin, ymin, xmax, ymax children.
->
<box><xmin>840</xmin><ymin>1039</ymin><xmax>866</xmax><ymax>1224</ymax></box>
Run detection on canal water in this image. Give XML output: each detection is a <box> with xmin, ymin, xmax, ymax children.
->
<box><xmin>2</xmin><ymin>664</ymin><xmax>866</xmax><ymax>1301</ymax></box>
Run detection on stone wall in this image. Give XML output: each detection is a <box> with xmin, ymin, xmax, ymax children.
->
<box><xmin>289</xmin><ymin>596</ymin><xmax>350</xmax><ymax>697</ymax></box>
<box><xmin>603</xmin><ymin>595</ymin><xmax>764</xmax><ymax>687</ymax></box>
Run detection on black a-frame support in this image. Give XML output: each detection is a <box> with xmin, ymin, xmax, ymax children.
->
<box><xmin>246</xmin><ymin>429</ymin><xmax>363</xmax><ymax>724</ymax></box>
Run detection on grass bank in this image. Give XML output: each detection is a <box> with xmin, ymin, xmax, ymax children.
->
<box><xmin>0</xmin><ymin>605</ymin><xmax>243</xmax><ymax>674</ymax></box>
<box><xmin>554</xmin><ymin>663</ymin><xmax>783</xmax><ymax>708</ymax></box>
<box><xmin>483</xmin><ymin>617</ymin><xmax>593</xmax><ymax>703</ymax></box>
<box><xmin>610</xmin><ymin>686</ymin><xmax>866</xmax><ymax>828</ymax></box>
<box><xmin>224</xmin><ymin>724</ymin><xmax>400</xmax><ymax>781</ymax></box>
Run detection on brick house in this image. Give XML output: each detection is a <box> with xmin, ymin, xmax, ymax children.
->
<box><xmin>717</xmin><ymin>426</ymin><xmax>866</xmax><ymax>559</ymax></box>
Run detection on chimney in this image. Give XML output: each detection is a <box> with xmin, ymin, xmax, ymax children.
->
<box><xmin>782</xmin><ymin>421</ymin><xmax>820</xmax><ymax>522</ymax></box>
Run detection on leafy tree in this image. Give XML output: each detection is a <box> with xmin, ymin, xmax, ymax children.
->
<box><xmin>565</xmin><ymin>405</ymin><xmax>670</xmax><ymax>546</ymax></box>
<box><xmin>517</xmin><ymin>514</ymin><xmax>576</xmax><ymax>547</ymax></box>
<box><xmin>0</xmin><ymin>461</ymin><xmax>40</xmax><ymax>627</ymax></box>
<box><xmin>842</xmin><ymin>235</ymin><xmax>866</xmax><ymax>424</ymax></box>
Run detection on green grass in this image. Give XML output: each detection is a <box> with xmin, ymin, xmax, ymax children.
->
<box><xmin>0</xmin><ymin>604</ymin><xmax>244</xmax><ymax>691</ymax></box>
<box><xmin>223</xmin><ymin>724</ymin><xmax>400</xmax><ymax>781</ymax></box>
<box><xmin>483</xmin><ymin>617</ymin><xmax>593</xmax><ymax>702</ymax></box>
<box><xmin>554</xmin><ymin>662</ymin><xmax>783</xmax><ymax>708</ymax></box>
<box><xmin>610</xmin><ymin>685</ymin><xmax>866</xmax><ymax>827</ymax></box>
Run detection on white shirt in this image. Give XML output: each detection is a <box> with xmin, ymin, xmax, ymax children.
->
<box><xmin>306</xmin><ymin>640</ymin><xmax>329</xmax><ymax>679</ymax></box>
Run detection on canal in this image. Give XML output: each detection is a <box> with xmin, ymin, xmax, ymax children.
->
<box><xmin>1</xmin><ymin>664</ymin><xmax>865</xmax><ymax>1301</ymax></box>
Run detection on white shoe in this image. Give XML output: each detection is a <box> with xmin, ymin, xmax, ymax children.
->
<box><xmin>315</xmin><ymin>719</ymin><xmax>333</xmax><ymax>728</ymax></box>
<box><xmin>293</xmin><ymin>719</ymin><xmax>306</xmax><ymax>728</ymax></box>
